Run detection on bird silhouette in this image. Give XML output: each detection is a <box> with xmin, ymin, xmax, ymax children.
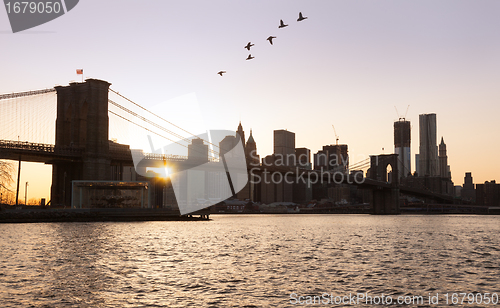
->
<box><xmin>278</xmin><ymin>19</ymin><xmax>288</xmax><ymax>28</ymax></box>
<box><xmin>244</xmin><ymin>42</ymin><xmax>254</xmax><ymax>50</ymax></box>
<box><xmin>297</xmin><ymin>12</ymin><xmax>307</xmax><ymax>21</ymax></box>
<box><xmin>246</xmin><ymin>54</ymin><xmax>254</xmax><ymax>60</ymax></box>
<box><xmin>217</xmin><ymin>71</ymin><xmax>226</xmax><ymax>76</ymax></box>
<box><xmin>267</xmin><ymin>36</ymin><xmax>276</xmax><ymax>45</ymax></box>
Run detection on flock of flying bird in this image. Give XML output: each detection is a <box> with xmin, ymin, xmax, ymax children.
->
<box><xmin>217</xmin><ymin>12</ymin><xmax>308</xmax><ymax>76</ymax></box>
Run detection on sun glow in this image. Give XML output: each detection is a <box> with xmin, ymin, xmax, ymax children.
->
<box><xmin>146</xmin><ymin>167</ymin><xmax>171</xmax><ymax>178</ymax></box>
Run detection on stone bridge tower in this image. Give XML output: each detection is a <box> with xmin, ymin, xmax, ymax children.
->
<box><xmin>51</xmin><ymin>79</ymin><xmax>112</xmax><ymax>206</ymax></box>
<box><xmin>368</xmin><ymin>154</ymin><xmax>400</xmax><ymax>214</ymax></box>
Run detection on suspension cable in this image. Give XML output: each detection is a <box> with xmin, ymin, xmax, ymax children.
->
<box><xmin>109</xmin><ymin>88</ymin><xmax>222</xmax><ymax>150</ymax></box>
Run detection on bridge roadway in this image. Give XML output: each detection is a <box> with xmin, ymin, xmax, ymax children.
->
<box><xmin>0</xmin><ymin>140</ymin><xmax>83</xmax><ymax>163</ymax></box>
<box><xmin>0</xmin><ymin>139</ymin><xmax>454</xmax><ymax>203</ymax></box>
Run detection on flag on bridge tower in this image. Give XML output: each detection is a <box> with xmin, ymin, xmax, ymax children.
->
<box><xmin>76</xmin><ymin>69</ymin><xmax>83</xmax><ymax>82</ymax></box>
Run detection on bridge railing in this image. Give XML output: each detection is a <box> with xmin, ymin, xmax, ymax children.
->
<box><xmin>140</xmin><ymin>153</ymin><xmax>220</xmax><ymax>163</ymax></box>
<box><xmin>0</xmin><ymin>140</ymin><xmax>84</xmax><ymax>156</ymax></box>
<box><xmin>142</xmin><ymin>153</ymin><xmax>189</xmax><ymax>161</ymax></box>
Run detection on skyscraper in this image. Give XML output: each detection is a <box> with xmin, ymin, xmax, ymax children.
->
<box><xmin>418</xmin><ymin>113</ymin><xmax>438</xmax><ymax>176</ymax></box>
<box><xmin>462</xmin><ymin>172</ymin><xmax>475</xmax><ymax>201</ymax></box>
<box><xmin>295</xmin><ymin>147</ymin><xmax>311</xmax><ymax>169</ymax></box>
<box><xmin>438</xmin><ymin>137</ymin><xmax>450</xmax><ymax>179</ymax></box>
<box><xmin>274</xmin><ymin>129</ymin><xmax>295</xmax><ymax>166</ymax></box>
<box><xmin>219</xmin><ymin>135</ymin><xmax>237</xmax><ymax>158</ymax></box>
<box><xmin>245</xmin><ymin>129</ymin><xmax>259</xmax><ymax>166</ymax></box>
<box><xmin>394</xmin><ymin>119</ymin><xmax>411</xmax><ymax>179</ymax></box>
<box><xmin>236</xmin><ymin>121</ymin><xmax>245</xmax><ymax>147</ymax></box>
<box><xmin>188</xmin><ymin>138</ymin><xmax>208</xmax><ymax>162</ymax></box>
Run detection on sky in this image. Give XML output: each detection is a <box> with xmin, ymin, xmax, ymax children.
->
<box><xmin>1</xmin><ymin>0</ymin><xmax>500</xmax><ymax>201</ymax></box>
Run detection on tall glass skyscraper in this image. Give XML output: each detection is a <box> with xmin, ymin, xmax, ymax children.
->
<box><xmin>418</xmin><ymin>113</ymin><xmax>438</xmax><ymax>176</ymax></box>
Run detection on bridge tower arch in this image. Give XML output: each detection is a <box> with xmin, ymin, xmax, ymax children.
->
<box><xmin>369</xmin><ymin>154</ymin><xmax>400</xmax><ymax>214</ymax></box>
<box><xmin>51</xmin><ymin>79</ymin><xmax>112</xmax><ymax>206</ymax></box>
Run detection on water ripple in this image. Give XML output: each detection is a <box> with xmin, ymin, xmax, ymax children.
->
<box><xmin>0</xmin><ymin>215</ymin><xmax>499</xmax><ymax>307</ymax></box>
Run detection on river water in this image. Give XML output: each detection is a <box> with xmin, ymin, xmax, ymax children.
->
<box><xmin>0</xmin><ymin>215</ymin><xmax>499</xmax><ymax>307</ymax></box>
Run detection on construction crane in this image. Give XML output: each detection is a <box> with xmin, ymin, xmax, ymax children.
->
<box><xmin>332</xmin><ymin>125</ymin><xmax>339</xmax><ymax>145</ymax></box>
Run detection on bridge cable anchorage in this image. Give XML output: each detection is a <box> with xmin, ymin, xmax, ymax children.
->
<box><xmin>109</xmin><ymin>88</ymin><xmax>222</xmax><ymax>152</ymax></box>
<box><xmin>108</xmin><ymin>99</ymin><xmax>220</xmax><ymax>157</ymax></box>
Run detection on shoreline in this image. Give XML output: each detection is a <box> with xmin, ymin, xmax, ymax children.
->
<box><xmin>0</xmin><ymin>208</ymin><xmax>211</xmax><ymax>223</ymax></box>
<box><xmin>1</xmin><ymin>207</ymin><xmax>497</xmax><ymax>223</ymax></box>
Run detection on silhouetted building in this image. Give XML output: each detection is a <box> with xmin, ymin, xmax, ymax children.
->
<box><xmin>418</xmin><ymin>113</ymin><xmax>438</xmax><ymax>176</ymax></box>
<box><xmin>274</xmin><ymin>129</ymin><xmax>295</xmax><ymax>166</ymax></box>
<box><xmin>293</xmin><ymin>147</ymin><xmax>312</xmax><ymax>203</ymax></box>
<box><xmin>394</xmin><ymin>119</ymin><xmax>411</xmax><ymax>179</ymax></box>
<box><xmin>188</xmin><ymin>138</ymin><xmax>208</xmax><ymax>162</ymax></box>
<box><xmin>262</xmin><ymin>154</ymin><xmax>274</xmax><ymax>166</ymax></box>
<box><xmin>219</xmin><ymin>135</ymin><xmax>237</xmax><ymax>158</ymax></box>
<box><xmin>314</xmin><ymin>144</ymin><xmax>348</xmax><ymax>173</ymax></box>
<box><xmin>224</xmin><ymin>123</ymin><xmax>258</xmax><ymax>201</ymax></box>
<box><xmin>414</xmin><ymin>154</ymin><xmax>419</xmax><ymax>176</ymax></box>
<box><xmin>401</xmin><ymin>175</ymin><xmax>454</xmax><ymax>196</ymax></box>
<box><xmin>438</xmin><ymin>137</ymin><xmax>451</xmax><ymax>179</ymax></box>
<box><xmin>295</xmin><ymin>147</ymin><xmax>311</xmax><ymax>170</ymax></box>
<box><xmin>218</xmin><ymin>123</ymin><xmax>260</xmax><ymax>201</ymax></box>
<box><xmin>259</xmin><ymin>130</ymin><xmax>297</xmax><ymax>204</ymax></box>
<box><xmin>236</xmin><ymin>121</ymin><xmax>245</xmax><ymax>147</ymax></box>
<box><xmin>245</xmin><ymin>129</ymin><xmax>259</xmax><ymax>166</ymax></box>
<box><xmin>462</xmin><ymin>172</ymin><xmax>475</xmax><ymax>201</ymax></box>
<box><xmin>242</xmin><ymin>127</ymin><xmax>260</xmax><ymax>201</ymax></box>
<box><xmin>476</xmin><ymin>181</ymin><xmax>500</xmax><ymax>206</ymax></box>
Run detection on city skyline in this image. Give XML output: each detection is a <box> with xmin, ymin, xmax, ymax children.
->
<box><xmin>1</xmin><ymin>0</ymin><xmax>500</xmax><ymax>200</ymax></box>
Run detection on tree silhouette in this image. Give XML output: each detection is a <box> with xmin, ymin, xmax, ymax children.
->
<box><xmin>0</xmin><ymin>160</ymin><xmax>14</xmax><ymax>192</ymax></box>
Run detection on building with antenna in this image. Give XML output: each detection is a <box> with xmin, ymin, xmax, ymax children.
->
<box><xmin>394</xmin><ymin>119</ymin><xmax>411</xmax><ymax>179</ymax></box>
